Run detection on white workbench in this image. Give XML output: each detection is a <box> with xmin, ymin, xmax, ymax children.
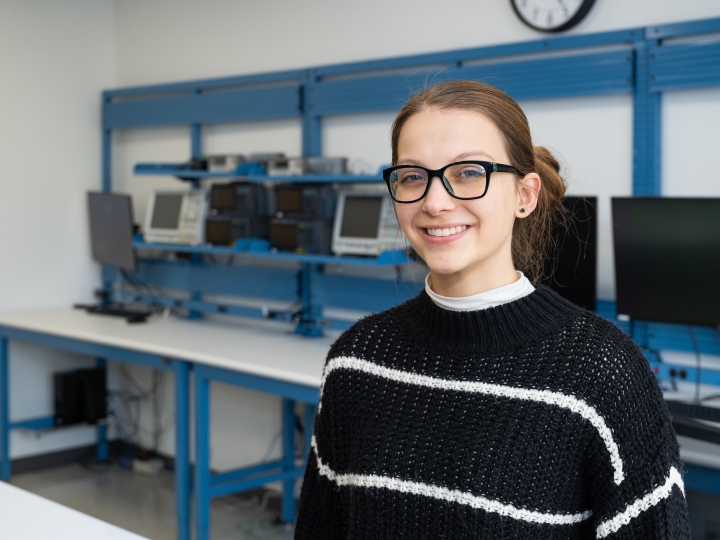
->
<box><xmin>0</xmin><ymin>307</ymin><xmax>336</xmax><ymax>540</ymax></box>
<box><xmin>0</xmin><ymin>481</ymin><xmax>148</xmax><ymax>539</ymax></box>
<box><xmin>0</xmin><ymin>308</ymin><xmax>333</xmax><ymax>387</ymax></box>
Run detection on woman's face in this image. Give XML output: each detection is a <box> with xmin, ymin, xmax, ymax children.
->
<box><xmin>395</xmin><ymin>108</ymin><xmax>534</xmax><ymax>296</ymax></box>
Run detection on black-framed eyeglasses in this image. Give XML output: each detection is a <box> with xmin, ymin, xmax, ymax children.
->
<box><xmin>382</xmin><ymin>160</ymin><xmax>519</xmax><ymax>203</ymax></box>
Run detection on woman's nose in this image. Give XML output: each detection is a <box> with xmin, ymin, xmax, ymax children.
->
<box><xmin>422</xmin><ymin>176</ymin><xmax>456</xmax><ymax>215</ymax></box>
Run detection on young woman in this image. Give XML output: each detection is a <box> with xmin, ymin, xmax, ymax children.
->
<box><xmin>295</xmin><ymin>80</ymin><xmax>690</xmax><ymax>539</ymax></box>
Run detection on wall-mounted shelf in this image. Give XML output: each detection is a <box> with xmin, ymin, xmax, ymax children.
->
<box><xmin>132</xmin><ymin>238</ymin><xmax>409</xmax><ymax>267</ymax></box>
<box><xmin>134</xmin><ymin>163</ymin><xmax>384</xmax><ymax>184</ymax></box>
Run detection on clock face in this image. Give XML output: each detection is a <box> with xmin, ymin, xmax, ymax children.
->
<box><xmin>511</xmin><ymin>0</ymin><xmax>595</xmax><ymax>33</ymax></box>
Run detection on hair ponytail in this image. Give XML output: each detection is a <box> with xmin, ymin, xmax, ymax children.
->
<box><xmin>511</xmin><ymin>146</ymin><xmax>567</xmax><ymax>282</ymax></box>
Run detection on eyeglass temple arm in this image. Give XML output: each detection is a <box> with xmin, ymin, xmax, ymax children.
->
<box><xmin>494</xmin><ymin>163</ymin><xmax>519</xmax><ymax>174</ymax></box>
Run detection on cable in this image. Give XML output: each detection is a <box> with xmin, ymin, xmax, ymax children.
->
<box><xmin>688</xmin><ymin>326</ymin><xmax>701</xmax><ymax>404</ymax></box>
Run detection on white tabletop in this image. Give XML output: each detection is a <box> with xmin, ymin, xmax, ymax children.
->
<box><xmin>0</xmin><ymin>481</ymin><xmax>148</xmax><ymax>540</ymax></box>
<box><xmin>0</xmin><ymin>308</ymin><xmax>338</xmax><ymax>388</ymax></box>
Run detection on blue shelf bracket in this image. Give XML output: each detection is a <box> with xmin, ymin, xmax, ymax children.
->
<box><xmin>632</xmin><ymin>39</ymin><xmax>662</xmax><ymax>196</ymax></box>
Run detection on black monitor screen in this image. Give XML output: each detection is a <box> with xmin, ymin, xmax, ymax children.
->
<box><xmin>340</xmin><ymin>196</ymin><xmax>382</xmax><ymax>239</ymax></box>
<box><xmin>87</xmin><ymin>192</ymin><xmax>136</xmax><ymax>271</ymax></box>
<box><xmin>612</xmin><ymin>197</ymin><xmax>720</xmax><ymax>327</ymax></box>
<box><xmin>541</xmin><ymin>196</ymin><xmax>597</xmax><ymax>312</ymax></box>
<box><xmin>276</xmin><ymin>187</ymin><xmax>302</xmax><ymax>213</ymax></box>
<box><xmin>211</xmin><ymin>184</ymin><xmax>236</xmax><ymax>210</ymax></box>
<box><xmin>151</xmin><ymin>194</ymin><xmax>183</xmax><ymax>229</ymax></box>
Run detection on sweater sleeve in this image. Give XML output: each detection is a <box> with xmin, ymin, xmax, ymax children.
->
<box><xmin>294</xmin><ymin>347</ymin><xmax>347</xmax><ymax>539</ymax></box>
<box><xmin>294</xmin><ymin>449</ymin><xmax>346</xmax><ymax>539</ymax></box>
<box><xmin>585</xmin><ymin>331</ymin><xmax>691</xmax><ymax>539</ymax></box>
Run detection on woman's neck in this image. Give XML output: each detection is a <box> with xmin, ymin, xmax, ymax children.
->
<box><xmin>429</xmin><ymin>262</ymin><xmax>520</xmax><ymax>298</ymax></box>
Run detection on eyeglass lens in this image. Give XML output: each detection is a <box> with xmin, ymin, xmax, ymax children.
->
<box><xmin>388</xmin><ymin>163</ymin><xmax>488</xmax><ymax>201</ymax></box>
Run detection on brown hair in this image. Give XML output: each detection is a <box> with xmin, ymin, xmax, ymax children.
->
<box><xmin>390</xmin><ymin>80</ymin><xmax>567</xmax><ymax>283</ymax></box>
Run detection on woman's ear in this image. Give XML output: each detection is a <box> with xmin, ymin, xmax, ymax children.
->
<box><xmin>515</xmin><ymin>172</ymin><xmax>541</xmax><ymax>218</ymax></box>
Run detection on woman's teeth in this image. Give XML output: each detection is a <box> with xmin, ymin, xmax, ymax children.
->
<box><xmin>426</xmin><ymin>225</ymin><xmax>468</xmax><ymax>237</ymax></box>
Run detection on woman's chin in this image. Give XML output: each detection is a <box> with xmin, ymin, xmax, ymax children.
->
<box><xmin>423</xmin><ymin>257</ymin><xmax>467</xmax><ymax>277</ymax></box>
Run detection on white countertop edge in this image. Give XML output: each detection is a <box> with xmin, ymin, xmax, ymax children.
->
<box><xmin>0</xmin><ymin>314</ymin><xmax>325</xmax><ymax>388</ymax></box>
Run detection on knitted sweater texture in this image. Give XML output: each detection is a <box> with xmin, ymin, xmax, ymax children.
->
<box><xmin>295</xmin><ymin>286</ymin><xmax>691</xmax><ymax>539</ymax></box>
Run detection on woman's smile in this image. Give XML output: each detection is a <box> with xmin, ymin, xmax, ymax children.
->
<box><xmin>420</xmin><ymin>224</ymin><xmax>472</xmax><ymax>243</ymax></box>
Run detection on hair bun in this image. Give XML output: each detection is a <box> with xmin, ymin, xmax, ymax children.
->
<box><xmin>534</xmin><ymin>146</ymin><xmax>561</xmax><ymax>175</ymax></box>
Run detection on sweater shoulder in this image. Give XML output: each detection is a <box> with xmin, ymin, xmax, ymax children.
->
<box><xmin>324</xmin><ymin>296</ymin><xmax>416</xmax><ymax>363</ymax></box>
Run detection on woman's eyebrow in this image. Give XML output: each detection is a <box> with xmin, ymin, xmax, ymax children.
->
<box><xmin>396</xmin><ymin>151</ymin><xmax>497</xmax><ymax>167</ymax></box>
<box><xmin>452</xmin><ymin>151</ymin><xmax>496</xmax><ymax>162</ymax></box>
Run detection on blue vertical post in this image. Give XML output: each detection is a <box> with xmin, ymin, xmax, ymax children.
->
<box><xmin>303</xmin><ymin>403</ymin><xmax>316</xmax><ymax>463</ymax></box>
<box><xmin>175</xmin><ymin>360</ymin><xmax>191</xmax><ymax>540</ymax></box>
<box><xmin>281</xmin><ymin>398</ymin><xmax>297</xmax><ymax>523</ymax></box>
<box><xmin>0</xmin><ymin>336</ymin><xmax>9</xmax><ymax>480</ymax></box>
<box><xmin>101</xmin><ymin>125</ymin><xmax>114</xmax><ymax>298</ymax></box>
<box><xmin>194</xmin><ymin>365</ymin><xmax>211</xmax><ymax>540</ymax></box>
<box><xmin>302</xmin><ymin>69</ymin><xmax>322</xmax><ymax>158</ymax></box>
<box><xmin>187</xmin><ymin>105</ymin><xmax>204</xmax><ymax>319</ymax></box>
<box><xmin>632</xmin><ymin>39</ymin><xmax>662</xmax><ymax>196</ymax></box>
<box><xmin>95</xmin><ymin>358</ymin><xmax>109</xmax><ymax>462</ymax></box>
<box><xmin>295</xmin><ymin>263</ymin><xmax>322</xmax><ymax>336</ymax></box>
<box><xmin>102</xmin><ymin>119</ymin><xmax>112</xmax><ymax>193</ymax></box>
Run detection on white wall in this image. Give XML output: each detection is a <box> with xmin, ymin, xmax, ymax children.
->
<box><xmin>110</xmin><ymin>0</ymin><xmax>720</xmax><ymax>471</ymax></box>
<box><xmin>0</xmin><ymin>0</ymin><xmax>116</xmax><ymax>457</ymax></box>
<box><xmin>114</xmin><ymin>0</ymin><xmax>720</xmax><ymax>87</ymax></box>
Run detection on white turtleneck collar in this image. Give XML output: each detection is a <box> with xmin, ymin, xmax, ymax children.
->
<box><xmin>425</xmin><ymin>271</ymin><xmax>535</xmax><ymax>312</ymax></box>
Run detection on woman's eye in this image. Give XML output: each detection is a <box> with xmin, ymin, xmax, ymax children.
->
<box><xmin>399</xmin><ymin>173</ymin><xmax>425</xmax><ymax>183</ymax></box>
<box><xmin>457</xmin><ymin>168</ymin><xmax>485</xmax><ymax>179</ymax></box>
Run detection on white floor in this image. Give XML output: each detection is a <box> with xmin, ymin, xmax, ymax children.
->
<box><xmin>10</xmin><ymin>464</ymin><xmax>294</xmax><ymax>540</ymax></box>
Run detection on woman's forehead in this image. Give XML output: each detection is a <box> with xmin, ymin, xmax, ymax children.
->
<box><xmin>397</xmin><ymin>108</ymin><xmax>508</xmax><ymax>164</ymax></box>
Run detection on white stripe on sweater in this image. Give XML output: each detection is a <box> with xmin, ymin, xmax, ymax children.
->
<box><xmin>595</xmin><ymin>466</ymin><xmax>685</xmax><ymax>538</ymax></box>
<box><xmin>319</xmin><ymin>356</ymin><xmax>625</xmax><ymax>485</ymax></box>
<box><xmin>311</xmin><ymin>436</ymin><xmax>592</xmax><ymax>526</ymax></box>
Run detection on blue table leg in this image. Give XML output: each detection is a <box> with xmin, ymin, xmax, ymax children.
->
<box><xmin>175</xmin><ymin>360</ymin><xmax>191</xmax><ymax>540</ymax></box>
<box><xmin>95</xmin><ymin>357</ymin><xmax>109</xmax><ymax>462</ymax></box>
<box><xmin>0</xmin><ymin>336</ymin><xmax>9</xmax><ymax>480</ymax></box>
<box><xmin>281</xmin><ymin>398</ymin><xmax>296</xmax><ymax>523</ymax></box>
<box><xmin>303</xmin><ymin>403</ymin><xmax>316</xmax><ymax>462</ymax></box>
<box><xmin>194</xmin><ymin>365</ymin><xmax>211</xmax><ymax>540</ymax></box>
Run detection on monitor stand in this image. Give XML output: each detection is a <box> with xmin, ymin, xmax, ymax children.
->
<box><xmin>74</xmin><ymin>303</ymin><xmax>151</xmax><ymax>324</ymax></box>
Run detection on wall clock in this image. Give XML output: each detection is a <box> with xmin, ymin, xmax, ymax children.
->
<box><xmin>511</xmin><ymin>0</ymin><xmax>596</xmax><ymax>33</ymax></box>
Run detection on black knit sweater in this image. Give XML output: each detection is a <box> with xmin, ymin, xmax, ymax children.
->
<box><xmin>295</xmin><ymin>286</ymin><xmax>691</xmax><ymax>539</ymax></box>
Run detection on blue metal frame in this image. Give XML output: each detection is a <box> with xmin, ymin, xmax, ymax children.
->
<box><xmin>193</xmin><ymin>363</ymin><xmax>318</xmax><ymax>540</ymax></box>
<box><xmin>0</xmin><ymin>326</ymin><xmax>193</xmax><ymax>540</ymax></box>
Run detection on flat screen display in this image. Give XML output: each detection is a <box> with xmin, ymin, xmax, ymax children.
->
<box><xmin>340</xmin><ymin>196</ymin><xmax>382</xmax><ymax>238</ymax></box>
<box><xmin>541</xmin><ymin>196</ymin><xmax>597</xmax><ymax>312</ymax></box>
<box><xmin>271</xmin><ymin>223</ymin><xmax>297</xmax><ymax>250</ymax></box>
<box><xmin>612</xmin><ymin>197</ymin><xmax>720</xmax><ymax>327</ymax></box>
<box><xmin>87</xmin><ymin>192</ymin><xmax>136</xmax><ymax>271</ymax></box>
<box><xmin>151</xmin><ymin>194</ymin><xmax>183</xmax><ymax>229</ymax></box>
<box><xmin>276</xmin><ymin>187</ymin><xmax>302</xmax><ymax>213</ymax></box>
<box><xmin>211</xmin><ymin>185</ymin><xmax>236</xmax><ymax>210</ymax></box>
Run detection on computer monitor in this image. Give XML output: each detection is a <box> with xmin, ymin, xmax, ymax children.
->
<box><xmin>331</xmin><ymin>189</ymin><xmax>404</xmax><ymax>256</ymax></box>
<box><xmin>541</xmin><ymin>196</ymin><xmax>597</xmax><ymax>312</ymax></box>
<box><xmin>612</xmin><ymin>197</ymin><xmax>720</xmax><ymax>327</ymax></box>
<box><xmin>144</xmin><ymin>190</ymin><xmax>207</xmax><ymax>245</ymax></box>
<box><xmin>87</xmin><ymin>192</ymin><xmax>136</xmax><ymax>271</ymax></box>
